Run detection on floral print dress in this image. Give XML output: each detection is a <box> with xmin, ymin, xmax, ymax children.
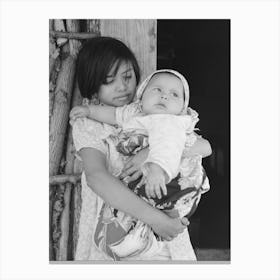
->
<box><xmin>72</xmin><ymin>117</ymin><xmax>208</xmax><ymax>261</ymax></box>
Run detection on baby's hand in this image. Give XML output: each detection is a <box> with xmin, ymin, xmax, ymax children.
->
<box><xmin>69</xmin><ymin>105</ymin><xmax>90</xmax><ymax>121</ymax></box>
<box><xmin>145</xmin><ymin>163</ymin><xmax>167</xmax><ymax>199</ymax></box>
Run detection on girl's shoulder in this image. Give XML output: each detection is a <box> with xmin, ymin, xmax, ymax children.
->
<box><xmin>71</xmin><ymin>118</ymin><xmax>118</xmax><ymax>152</ymax></box>
<box><xmin>186</xmin><ymin>107</ymin><xmax>199</xmax><ymax>123</ymax></box>
<box><xmin>184</xmin><ymin>107</ymin><xmax>200</xmax><ymax>134</ymax></box>
<box><xmin>71</xmin><ymin>117</ymin><xmax>106</xmax><ymax>136</ymax></box>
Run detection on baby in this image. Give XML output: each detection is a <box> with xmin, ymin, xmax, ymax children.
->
<box><xmin>70</xmin><ymin>69</ymin><xmax>210</xmax><ymax>259</ymax></box>
<box><xmin>71</xmin><ymin>69</ymin><xmax>197</xmax><ymax>199</ymax></box>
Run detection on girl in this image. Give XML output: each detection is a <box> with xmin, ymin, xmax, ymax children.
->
<box><xmin>71</xmin><ymin>37</ymin><xmax>212</xmax><ymax>260</ymax></box>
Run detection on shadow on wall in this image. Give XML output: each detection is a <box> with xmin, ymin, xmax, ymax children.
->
<box><xmin>157</xmin><ymin>19</ymin><xmax>230</xmax><ymax>250</ymax></box>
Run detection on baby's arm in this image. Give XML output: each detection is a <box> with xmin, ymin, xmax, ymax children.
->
<box><xmin>70</xmin><ymin>104</ymin><xmax>117</xmax><ymax>125</ymax></box>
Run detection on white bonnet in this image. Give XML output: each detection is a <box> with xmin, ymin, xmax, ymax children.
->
<box><xmin>135</xmin><ymin>69</ymin><xmax>190</xmax><ymax>114</ymax></box>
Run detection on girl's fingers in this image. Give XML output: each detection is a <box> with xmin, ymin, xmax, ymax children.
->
<box><xmin>181</xmin><ymin>217</ymin><xmax>190</xmax><ymax>226</ymax></box>
<box><xmin>126</xmin><ymin>171</ymin><xmax>142</xmax><ymax>183</ymax></box>
<box><xmin>123</xmin><ymin>166</ymin><xmax>136</xmax><ymax>177</ymax></box>
<box><xmin>164</xmin><ymin>236</ymin><xmax>174</xmax><ymax>241</ymax></box>
<box><xmin>120</xmin><ymin>161</ymin><xmax>134</xmax><ymax>178</ymax></box>
<box><xmin>70</xmin><ymin>111</ymin><xmax>79</xmax><ymax>119</ymax></box>
<box><xmin>120</xmin><ymin>167</ymin><xmax>134</xmax><ymax>179</ymax></box>
<box><xmin>123</xmin><ymin>159</ymin><xmax>133</xmax><ymax>171</ymax></box>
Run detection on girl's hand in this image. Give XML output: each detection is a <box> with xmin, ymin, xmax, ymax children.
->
<box><xmin>69</xmin><ymin>105</ymin><xmax>90</xmax><ymax>121</ymax></box>
<box><xmin>186</xmin><ymin>136</ymin><xmax>212</xmax><ymax>158</ymax></box>
<box><xmin>150</xmin><ymin>215</ymin><xmax>187</xmax><ymax>241</ymax></box>
<box><xmin>120</xmin><ymin>148</ymin><xmax>149</xmax><ymax>182</ymax></box>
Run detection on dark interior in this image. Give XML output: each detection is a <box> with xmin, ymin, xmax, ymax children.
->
<box><xmin>157</xmin><ymin>19</ymin><xmax>230</xmax><ymax>249</ymax></box>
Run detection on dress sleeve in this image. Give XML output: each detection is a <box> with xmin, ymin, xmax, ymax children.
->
<box><xmin>71</xmin><ymin>118</ymin><xmax>108</xmax><ymax>155</ymax></box>
<box><xmin>183</xmin><ymin>107</ymin><xmax>200</xmax><ymax>149</ymax></box>
<box><xmin>185</xmin><ymin>107</ymin><xmax>199</xmax><ymax>133</ymax></box>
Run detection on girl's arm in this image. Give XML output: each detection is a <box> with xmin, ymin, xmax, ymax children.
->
<box><xmin>70</xmin><ymin>104</ymin><xmax>117</xmax><ymax>125</ymax></box>
<box><xmin>186</xmin><ymin>136</ymin><xmax>212</xmax><ymax>158</ymax></box>
<box><xmin>79</xmin><ymin>147</ymin><xmax>187</xmax><ymax>240</ymax></box>
<box><xmin>120</xmin><ymin>136</ymin><xmax>212</xmax><ymax>181</ymax></box>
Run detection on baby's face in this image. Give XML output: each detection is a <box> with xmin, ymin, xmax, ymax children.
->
<box><xmin>141</xmin><ymin>73</ymin><xmax>185</xmax><ymax>115</ymax></box>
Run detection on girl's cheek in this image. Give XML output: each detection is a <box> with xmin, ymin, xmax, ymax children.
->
<box><xmin>129</xmin><ymin>80</ymin><xmax>136</xmax><ymax>89</ymax></box>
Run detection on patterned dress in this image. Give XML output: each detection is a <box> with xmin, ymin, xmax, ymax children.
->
<box><xmin>72</xmin><ymin>114</ymin><xmax>209</xmax><ymax>260</ymax></box>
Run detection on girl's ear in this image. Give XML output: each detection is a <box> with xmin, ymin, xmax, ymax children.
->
<box><xmin>82</xmin><ymin>98</ymin><xmax>89</xmax><ymax>106</ymax></box>
<box><xmin>92</xmin><ymin>96</ymin><xmax>101</xmax><ymax>105</ymax></box>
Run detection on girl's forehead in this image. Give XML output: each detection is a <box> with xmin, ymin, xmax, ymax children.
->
<box><xmin>108</xmin><ymin>60</ymin><xmax>133</xmax><ymax>76</ymax></box>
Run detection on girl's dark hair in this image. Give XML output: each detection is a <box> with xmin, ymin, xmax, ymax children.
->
<box><xmin>76</xmin><ymin>37</ymin><xmax>141</xmax><ymax>99</ymax></box>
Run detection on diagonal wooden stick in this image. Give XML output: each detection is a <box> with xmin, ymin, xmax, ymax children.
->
<box><xmin>49</xmin><ymin>30</ymin><xmax>98</xmax><ymax>40</ymax></box>
<box><xmin>49</xmin><ymin>174</ymin><xmax>81</xmax><ymax>185</ymax></box>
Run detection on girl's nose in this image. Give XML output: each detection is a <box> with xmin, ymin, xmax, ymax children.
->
<box><xmin>116</xmin><ymin>77</ymin><xmax>127</xmax><ymax>91</ymax></box>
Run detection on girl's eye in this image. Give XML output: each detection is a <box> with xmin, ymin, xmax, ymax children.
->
<box><xmin>124</xmin><ymin>75</ymin><xmax>132</xmax><ymax>82</ymax></box>
<box><xmin>104</xmin><ymin>77</ymin><xmax>115</xmax><ymax>84</ymax></box>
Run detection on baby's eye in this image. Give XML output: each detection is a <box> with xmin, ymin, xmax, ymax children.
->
<box><xmin>153</xmin><ymin>87</ymin><xmax>161</xmax><ymax>92</ymax></box>
<box><xmin>171</xmin><ymin>92</ymin><xmax>179</xmax><ymax>98</ymax></box>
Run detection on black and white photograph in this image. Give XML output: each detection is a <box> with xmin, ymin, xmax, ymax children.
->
<box><xmin>49</xmin><ymin>19</ymin><xmax>230</xmax><ymax>262</ymax></box>
<box><xmin>0</xmin><ymin>0</ymin><xmax>279</xmax><ymax>279</ymax></box>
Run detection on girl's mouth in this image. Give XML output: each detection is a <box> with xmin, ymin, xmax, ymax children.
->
<box><xmin>115</xmin><ymin>94</ymin><xmax>131</xmax><ymax>102</ymax></box>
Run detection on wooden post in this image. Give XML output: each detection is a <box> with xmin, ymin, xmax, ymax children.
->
<box><xmin>56</xmin><ymin>184</ymin><xmax>72</xmax><ymax>260</ymax></box>
<box><xmin>49</xmin><ymin>56</ymin><xmax>76</xmax><ymax>177</ymax></box>
<box><xmin>52</xmin><ymin>20</ymin><xmax>82</xmax><ymax>261</ymax></box>
<box><xmin>87</xmin><ymin>19</ymin><xmax>100</xmax><ymax>34</ymax></box>
<box><xmin>49</xmin><ymin>20</ymin><xmax>60</xmax><ymax>77</ymax></box>
<box><xmin>49</xmin><ymin>19</ymin><xmax>64</xmax><ymax>261</ymax></box>
<box><xmin>54</xmin><ymin>19</ymin><xmax>68</xmax><ymax>47</ymax></box>
<box><xmin>100</xmin><ymin>19</ymin><xmax>157</xmax><ymax>82</ymax></box>
<box><xmin>71</xmin><ymin>182</ymin><xmax>82</xmax><ymax>258</ymax></box>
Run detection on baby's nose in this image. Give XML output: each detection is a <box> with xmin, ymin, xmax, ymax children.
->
<box><xmin>160</xmin><ymin>92</ymin><xmax>168</xmax><ymax>99</ymax></box>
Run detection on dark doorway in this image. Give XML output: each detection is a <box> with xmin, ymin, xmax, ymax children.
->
<box><xmin>157</xmin><ymin>20</ymin><xmax>230</xmax><ymax>251</ymax></box>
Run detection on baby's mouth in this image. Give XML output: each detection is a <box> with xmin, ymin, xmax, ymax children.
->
<box><xmin>155</xmin><ymin>103</ymin><xmax>166</xmax><ymax>109</ymax></box>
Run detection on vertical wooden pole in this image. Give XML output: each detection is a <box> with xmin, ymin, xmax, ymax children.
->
<box><xmin>53</xmin><ymin>20</ymin><xmax>82</xmax><ymax>261</ymax></box>
<box><xmin>49</xmin><ymin>20</ymin><xmax>59</xmax><ymax>77</ymax></box>
<box><xmin>100</xmin><ymin>19</ymin><xmax>157</xmax><ymax>81</ymax></box>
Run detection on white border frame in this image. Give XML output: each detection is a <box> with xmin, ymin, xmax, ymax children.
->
<box><xmin>1</xmin><ymin>0</ymin><xmax>279</xmax><ymax>279</ymax></box>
